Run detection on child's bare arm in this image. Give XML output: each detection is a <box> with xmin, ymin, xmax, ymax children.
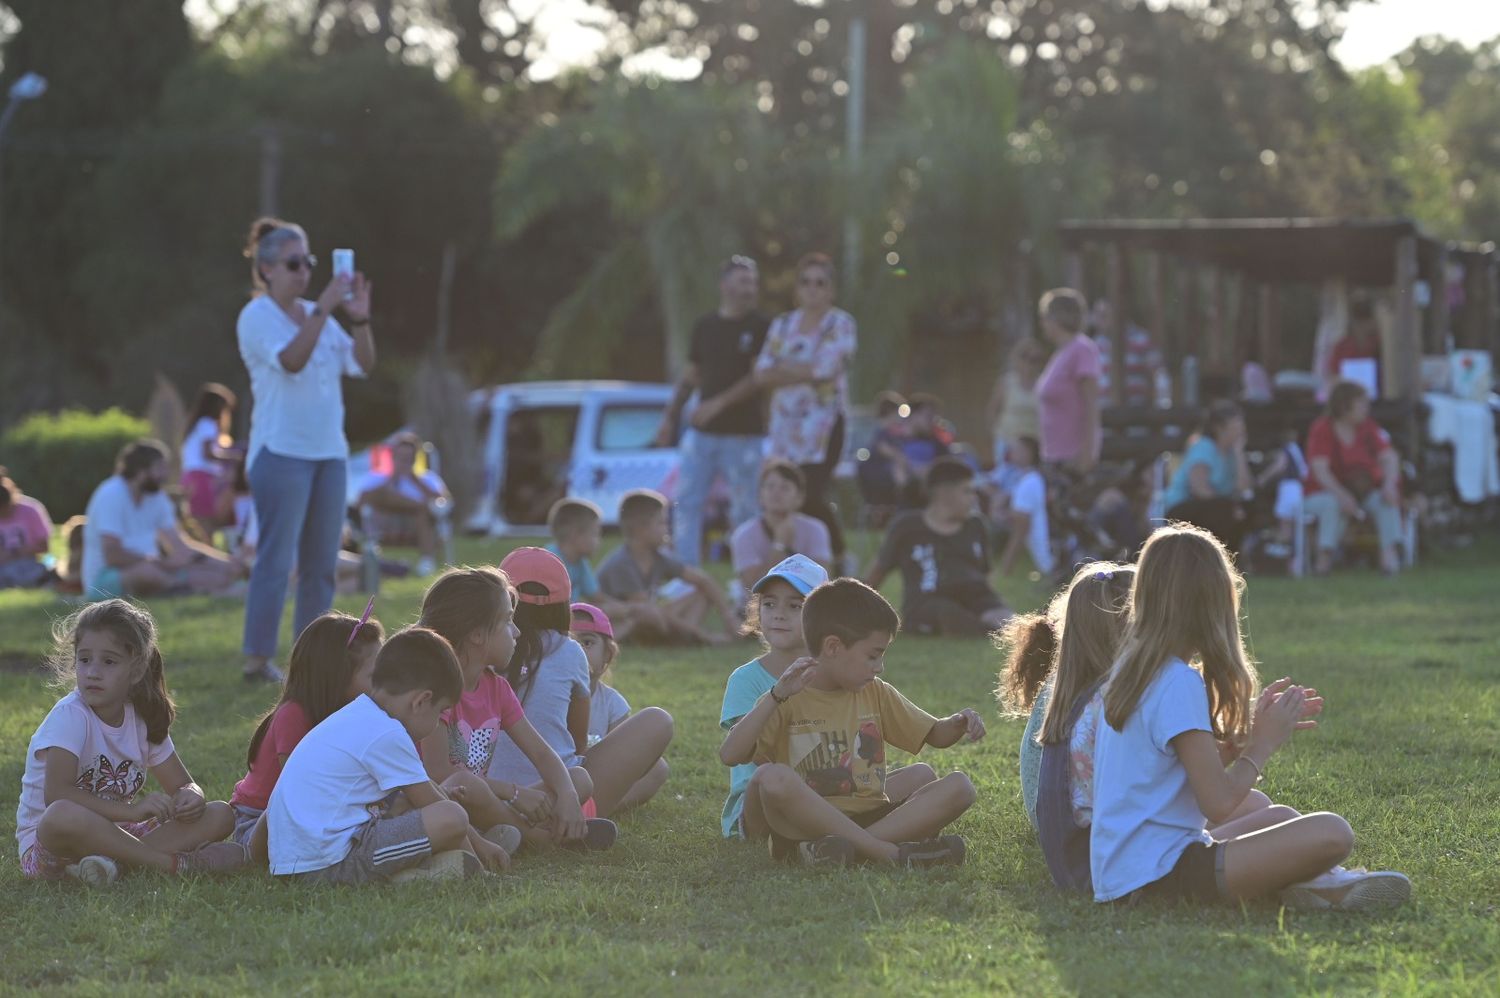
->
<box><xmin>43</xmin><ymin>747</ymin><xmax>168</xmax><ymax>824</ymax></box>
<box><xmin>150</xmin><ymin>753</ymin><xmax>208</xmax><ymax>823</ymax></box>
<box><xmin>567</xmin><ymin>687</ymin><xmax>591</xmax><ymax>757</ymax></box>
<box><xmin>720</xmin><ymin>657</ymin><xmax>817</xmax><ymax>765</ymax></box>
<box><xmin>419</xmin><ymin>724</ymin><xmax>458</xmax><ymax>782</ymax></box>
<box><xmin>397</xmin><ymin>779</ymin><xmax>446</xmax><ymax>810</ymax></box>
<box><xmin>924</xmin><ymin>708</ymin><xmax>987</xmax><ymax>749</ymax></box>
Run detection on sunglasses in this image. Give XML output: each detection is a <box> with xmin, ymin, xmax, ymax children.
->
<box><xmin>280</xmin><ymin>254</ymin><xmax>318</xmax><ymax>272</ymax></box>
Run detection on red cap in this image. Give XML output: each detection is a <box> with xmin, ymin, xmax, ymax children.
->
<box><xmin>569</xmin><ymin>602</ymin><xmax>614</xmax><ymax>639</ymax></box>
<box><xmin>499</xmin><ymin>547</ymin><xmax>572</xmax><ymax>606</ymax></box>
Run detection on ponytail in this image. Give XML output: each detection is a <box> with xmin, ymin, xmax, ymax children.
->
<box><xmin>130</xmin><ymin>646</ymin><xmax>177</xmax><ymax>745</ymax></box>
<box><xmin>994</xmin><ymin>612</ymin><xmax>1058</xmax><ymax>715</ymax></box>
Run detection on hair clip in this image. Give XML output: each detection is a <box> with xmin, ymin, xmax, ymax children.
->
<box><xmin>347</xmin><ymin>595</ymin><xmax>376</xmax><ymax>648</ymax></box>
<box><xmin>1093</xmin><ymin>569</ymin><xmax>1115</xmax><ymax>582</ymax></box>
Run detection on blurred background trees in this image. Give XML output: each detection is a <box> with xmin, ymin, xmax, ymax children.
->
<box><xmin>0</xmin><ymin>0</ymin><xmax>1494</xmax><ymax>440</ymax></box>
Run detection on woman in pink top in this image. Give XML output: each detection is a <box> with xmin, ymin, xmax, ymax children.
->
<box><xmin>0</xmin><ymin>466</ymin><xmax>53</xmax><ymax>590</ymax></box>
<box><xmin>1034</xmin><ymin>288</ymin><xmax>1102</xmax><ymax>472</ymax></box>
<box><xmin>231</xmin><ymin>610</ymin><xmax>385</xmax><ymax>862</ymax></box>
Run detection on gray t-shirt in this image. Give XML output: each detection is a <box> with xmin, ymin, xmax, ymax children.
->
<box><xmin>587</xmin><ymin>683</ymin><xmax>631</xmax><ymax>745</ymax></box>
<box><xmin>596</xmin><ymin>546</ymin><xmax>685</xmax><ymax>601</ymax></box>
<box><xmin>486</xmin><ymin>631</ymin><xmax>590</xmax><ymax>786</ymax></box>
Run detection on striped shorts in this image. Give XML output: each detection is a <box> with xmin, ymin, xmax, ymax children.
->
<box><xmin>286</xmin><ymin>810</ymin><xmax>432</xmax><ymax>885</ymax></box>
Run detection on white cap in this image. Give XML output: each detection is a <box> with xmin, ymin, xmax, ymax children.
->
<box><xmin>752</xmin><ymin>553</ymin><xmax>830</xmax><ymax>597</ymax></box>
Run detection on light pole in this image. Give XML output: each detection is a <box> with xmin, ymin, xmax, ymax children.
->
<box><xmin>0</xmin><ymin>72</ymin><xmax>48</xmax><ymax>324</ymax></box>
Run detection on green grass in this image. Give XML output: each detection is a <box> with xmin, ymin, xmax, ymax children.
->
<box><xmin>0</xmin><ymin>534</ymin><xmax>1497</xmax><ymax>996</ymax></box>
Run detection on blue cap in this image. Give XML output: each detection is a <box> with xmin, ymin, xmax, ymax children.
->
<box><xmin>752</xmin><ymin>553</ymin><xmax>829</xmax><ymax>597</ymax></box>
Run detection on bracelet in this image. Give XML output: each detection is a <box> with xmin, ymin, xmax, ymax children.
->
<box><xmin>1239</xmin><ymin>755</ymin><xmax>1264</xmax><ymax>783</ymax></box>
<box><xmin>504</xmin><ymin>784</ymin><xmax>520</xmax><ymax>804</ymax></box>
<box><xmin>769</xmin><ymin>687</ymin><xmax>790</xmax><ymax>705</ymax></box>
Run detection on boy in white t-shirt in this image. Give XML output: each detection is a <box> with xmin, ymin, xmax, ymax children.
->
<box><xmin>266</xmin><ymin>626</ymin><xmax>480</xmax><ymax>884</ymax></box>
<box><xmin>995</xmin><ymin>435</ymin><xmax>1054</xmax><ymax>576</ymax></box>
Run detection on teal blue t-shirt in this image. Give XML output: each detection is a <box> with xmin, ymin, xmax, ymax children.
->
<box><xmin>1164</xmin><ymin>437</ymin><xmax>1236</xmax><ymax>510</ymax></box>
<box><xmin>719</xmin><ymin>658</ymin><xmax>778</xmax><ymax>838</ymax></box>
<box><xmin>545</xmin><ymin>543</ymin><xmax>600</xmax><ymax>601</ymax></box>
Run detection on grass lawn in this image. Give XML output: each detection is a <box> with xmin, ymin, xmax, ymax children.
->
<box><xmin>0</xmin><ymin>534</ymin><xmax>1496</xmax><ymax>995</ymax></box>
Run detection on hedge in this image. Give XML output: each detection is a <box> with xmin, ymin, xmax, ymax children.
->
<box><xmin>1</xmin><ymin>408</ymin><xmax>152</xmax><ymax>519</ymax></box>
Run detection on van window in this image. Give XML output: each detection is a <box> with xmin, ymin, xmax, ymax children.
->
<box><xmin>596</xmin><ymin>404</ymin><xmax>665</xmax><ymax>451</ymax></box>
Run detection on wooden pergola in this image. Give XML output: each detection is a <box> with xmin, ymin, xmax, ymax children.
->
<box><xmin>1057</xmin><ymin>217</ymin><xmax>1496</xmax><ymax>405</ymax></box>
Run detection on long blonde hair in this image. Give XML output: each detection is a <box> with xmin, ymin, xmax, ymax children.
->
<box><xmin>1104</xmin><ymin>524</ymin><xmax>1257</xmax><ymax>740</ymax></box>
<box><xmin>996</xmin><ymin>561</ymin><xmax>1134</xmax><ymax>744</ymax></box>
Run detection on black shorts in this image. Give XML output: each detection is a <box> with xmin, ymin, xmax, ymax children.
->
<box><xmin>1131</xmin><ymin>841</ymin><xmax>1227</xmax><ymax>903</ymax></box>
<box><xmin>906</xmin><ymin>583</ymin><xmax>1006</xmax><ymax>636</ymax></box>
<box><xmin>766</xmin><ymin>800</ymin><xmax>899</xmax><ymax>863</ymax></box>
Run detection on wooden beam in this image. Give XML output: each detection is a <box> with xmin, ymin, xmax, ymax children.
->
<box><xmin>1390</xmin><ymin>235</ymin><xmax>1420</xmax><ymax>400</ymax></box>
<box><xmin>1106</xmin><ymin>243</ymin><xmax>1127</xmax><ymax>407</ymax></box>
<box><xmin>1431</xmin><ymin>245</ymin><xmax>1451</xmax><ymax>354</ymax></box>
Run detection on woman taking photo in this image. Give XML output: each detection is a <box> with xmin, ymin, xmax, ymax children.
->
<box><xmin>237</xmin><ymin>217</ymin><xmax>374</xmax><ymax>683</ymax></box>
<box><xmin>753</xmin><ymin>252</ymin><xmax>857</xmax><ymax>570</ymax></box>
<box><xmin>1162</xmin><ymin>400</ymin><xmax>1253</xmax><ymax>553</ymax></box>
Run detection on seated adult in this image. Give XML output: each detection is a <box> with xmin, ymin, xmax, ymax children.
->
<box><xmin>81</xmin><ymin>439</ymin><xmax>246</xmax><ymax>599</ymax></box>
<box><xmin>354</xmin><ymin>431</ymin><xmax>450</xmax><ymax>577</ymax></box>
<box><xmin>730</xmin><ymin>459</ymin><xmax>833</xmax><ymax>593</ymax></box>
<box><xmin>866</xmin><ymin>456</ymin><xmax>1011</xmax><ymax>636</ymax></box>
<box><xmin>0</xmin><ymin>466</ymin><xmax>53</xmax><ymax>590</ymax></box>
<box><xmin>1162</xmin><ymin>400</ymin><xmax>1253</xmax><ymax>553</ymax></box>
<box><xmin>1305</xmin><ymin>380</ymin><xmax>1403</xmax><ymax>575</ymax></box>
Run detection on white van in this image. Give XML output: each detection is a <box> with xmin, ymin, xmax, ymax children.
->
<box><xmin>464</xmin><ymin>380</ymin><xmax>681</xmax><ymax>536</ymax></box>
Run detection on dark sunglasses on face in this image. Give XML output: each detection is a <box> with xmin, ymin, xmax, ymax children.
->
<box><xmin>281</xmin><ymin>254</ymin><xmax>318</xmax><ymax>272</ymax></box>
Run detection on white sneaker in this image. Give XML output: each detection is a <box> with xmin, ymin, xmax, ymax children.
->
<box><xmin>483</xmin><ymin>824</ymin><xmax>524</xmax><ymax>855</ymax></box>
<box><xmin>415</xmin><ymin>556</ymin><xmax>436</xmax><ymax>577</ymax></box>
<box><xmin>64</xmin><ymin>855</ymin><xmax>119</xmax><ymax>888</ymax></box>
<box><xmin>1281</xmin><ymin>868</ymin><xmax>1411</xmax><ymax>911</ymax></box>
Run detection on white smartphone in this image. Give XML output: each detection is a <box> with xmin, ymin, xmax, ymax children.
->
<box><xmin>332</xmin><ymin>248</ymin><xmax>355</xmax><ymax>300</ymax></box>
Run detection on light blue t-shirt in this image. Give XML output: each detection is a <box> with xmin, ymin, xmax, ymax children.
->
<box><xmin>1090</xmin><ymin>657</ymin><xmax>1213</xmax><ymax>902</ymax></box>
<box><xmin>587</xmin><ymin>682</ymin><xmax>630</xmax><ymax>745</ymax></box>
<box><xmin>487</xmin><ymin>631</ymin><xmax>590</xmax><ymax>787</ymax></box>
<box><xmin>719</xmin><ymin>658</ymin><xmax>778</xmax><ymax>838</ymax></box>
<box><xmin>545</xmin><ymin>543</ymin><xmax>600</xmax><ymax>601</ymax></box>
<box><xmin>1163</xmin><ymin>437</ymin><xmax>1236</xmax><ymax>510</ymax></box>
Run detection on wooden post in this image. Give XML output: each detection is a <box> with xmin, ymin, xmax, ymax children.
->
<box><xmin>1148</xmin><ymin>251</ymin><xmax>1170</xmax><ymax>367</ymax></box>
<box><xmin>1432</xmin><ymin>244</ymin><xmax>1451</xmax><ymax>355</ymax></box>
<box><xmin>1063</xmin><ymin>249</ymin><xmax>1084</xmax><ymax>292</ymax></box>
<box><xmin>1207</xmin><ymin>266</ymin><xmax>1227</xmax><ymax>376</ymax></box>
<box><xmin>1391</xmin><ymin>235</ymin><xmax>1420</xmax><ymax>400</ymax></box>
<box><xmin>1258</xmin><ymin>283</ymin><xmax>1280</xmax><ymax>375</ymax></box>
<box><xmin>1106</xmin><ymin>242</ymin><xmax>1127</xmax><ymax>408</ymax></box>
<box><xmin>1488</xmin><ymin>252</ymin><xmax>1500</xmax><ymax>368</ymax></box>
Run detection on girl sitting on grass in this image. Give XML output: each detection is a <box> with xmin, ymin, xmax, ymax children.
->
<box><xmin>417</xmin><ymin>565</ymin><xmax>615</xmax><ymax>852</ymax></box>
<box><xmin>1090</xmin><ymin>523</ymin><xmax>1410</xmax><ymax>910</ymax></box>
<box><xmin>230</xmin><ymin>607</ymin><xmax>385</xmax><ymax>863</ymax></box>
<box><xmin>571</xmin><ymin>602</ymin><xmax>670</xmax><ymax>810</ymax></box>
<box><xmin>16</xmin><ymin>599</ymin><xmax>247</xmax><ymax>886</ymax></box>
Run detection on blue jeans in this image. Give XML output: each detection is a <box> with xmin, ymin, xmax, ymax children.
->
<box><xmin>242</xmin><ymin>449</ymin><xmax>347</xmax><ymax>658</ymax></box>
<box><xmin>672</xmin><ymin>430</ymin><xmax>764</xmax><ymax>566</ymax></box>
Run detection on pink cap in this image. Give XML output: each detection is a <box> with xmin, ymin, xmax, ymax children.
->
<box><xmin>569</xmin><ymin>602</ymin><xmax>614</xmax><ymax>639</ymax></box>
<box><xmin>499</xmin><ymin>547</ymin><xmax>572</xmax><ymax>606</ymax></box>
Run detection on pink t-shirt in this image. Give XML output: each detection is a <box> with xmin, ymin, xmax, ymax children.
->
<box><xmin>1035</xmin><ymin>334</ymin><xmax>1102</xmax><ymax>464</ymax></box>
<box><xmin>729</xmin><ymin>514</ymin><xmax>833</xmax><ymax>576</ymax></box>
<box><xmin>16</xmin><ymin>690</ymin><xmax>176</xmax><ymax>857</ymax></box>
<box><xmin>0</xmin><ymin>496</ymin><xmax>52</xmax><ymax>559</ymax></box>
<box><xmin>436</xmin><ymin>670</ymin><xmax>525</xmax><ymax>774</ymax></box>
<box><xmin>231</xmin><ymin>700</ymin><xmax>311</xmax><ymax>811</ymax></box>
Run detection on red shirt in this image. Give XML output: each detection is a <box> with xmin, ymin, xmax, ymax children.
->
<box><xmin>433</xmin><ymin>670</ymin><xmax>526</xmax><ymax>775</ymax></box>
<box><xmin>1304</xmin><ymin>416</ymin><xmax>1392</xmax><ymax>496</ymax></box>
<box><xmin>232</xmin><ymin>700</ymin><xmax>311</xmax><ymax>810</ymax></box>
<box><xmin>1327</xmin><ymin>335</ymin><xmax>1381</xmax><ymax>382</ymax></box>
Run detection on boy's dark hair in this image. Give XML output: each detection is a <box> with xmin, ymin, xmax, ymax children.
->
<box><xmin>875</xmin><ymin>390</ymin><xmax>907</xmax><ymax>419</ymax></box>
<box><xmin>116</xmin><ymin>439</ymin><xmax>169</xmax><ymax>479</ymax></box>
<box><xmin>925</xmin><ymin>455</ymin><xmax>974</xmax><ymax>493</ymax></box>
<box><xmin>548</xmin><ymin>497</ymin><xmax>603</xmax><ymax>539</ymax></box>
<box><xmin>619</xmin><ymin>489</ymin><xmax>667</xmax><ymax>530</ymax></box>
<box><xmin>759</xmin><ymin>458</ymin><xmax>805</xmax><ymax>492</ymax></box>
<box><xmin>802</xmin><ymin>578</ymin><xmax>900</xmax><ymax>655</ymax></box>
<box><xmin>370</xmin><ymin>626</ymin><xmax>463</xmax><ymax>705</ymax></box>
<box><xmin>1039</xmin><ymin>288</ymin><xmax>1088</xmax><ymax>334</ymax></box>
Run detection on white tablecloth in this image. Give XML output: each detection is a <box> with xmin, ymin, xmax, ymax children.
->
<box><xmin>1424</xmin><ymin>393</ymin><xmax>1500</xmax><ymax>503</ymax></box>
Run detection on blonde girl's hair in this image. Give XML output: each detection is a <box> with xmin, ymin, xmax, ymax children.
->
<box><xmin>995</xmin><ymin>561</ymin><xmax>1135</xmax><ymax>744</ymax></box>
<box><xmin>50</xmin><ymin>599</ymin><xmax>175</xmax><ymax>744</ymax></box>
<box><xmin>1104</xmin><ymin>524</ymin><xmax>1258</xmax><ymax>740</ymax></box>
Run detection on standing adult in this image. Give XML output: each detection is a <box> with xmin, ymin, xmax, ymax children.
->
<box><xmin>238</xmin><ymin>217</ymin><xmax>374</xmax><ymax>683</ymax></box>
<box><xmin>1035</xmin><ymin>288</ymin><xmax>1102</xmax><ymax>473</ymax></box>
<box><xmin>1162</xmin><ymin>400</ymin><xmax>1254</xmax><ymax>553</ymax></box>
<box><xmin>985</xmin><ymin>336</ymin><xmax>1045</xmax><ymax>464</ymax></box>
<box><xmin>656</xmin><ymin>256</ymin><xmax>770</xmax><ymax>567</ymax></box>
<box><xmin>753</xmin><ymin>252</ymin><xmax>856</xmax><ymax>570</ymax></box>
<box><xmin>1304</xmin><ymin>380</ymin><xmax>1403</xmax><ymax>575</ymax></box>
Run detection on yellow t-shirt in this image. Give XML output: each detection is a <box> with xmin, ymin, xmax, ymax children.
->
<box><xmin>753</xmin><ymin>678</ymin><xmax>938</xmax><ymax>815</ymax></box>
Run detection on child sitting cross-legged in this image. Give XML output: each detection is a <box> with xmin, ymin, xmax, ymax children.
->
<box><xmin>266</xmin><ymin>627</ymin><xmax>489</xmax><ymax>884</ymax></box>
<box><xmin>719</xmin><ymin>577</ymin><xmax>986</xmax><ymax>868</ymax></box>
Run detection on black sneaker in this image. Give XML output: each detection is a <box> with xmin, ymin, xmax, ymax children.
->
<box><xmin>795</xmin><ymin>835</ymin><xmax>855</xmax><ymax>869</ymax></box>
<box><xmin>562</xmin><ymin>817</ymin><xmax>618</xmax><ymax>852</ymax></box>
<box><xmin>897</xmin><ymin>835</ymin><xmax>966</xmax><ymax>869</ymax></box>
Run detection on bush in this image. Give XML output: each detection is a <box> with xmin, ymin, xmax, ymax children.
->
<box><xmin>0</xmin><ymin>408</ymin><xmax>151</xmax><ymax>519</ymax></box>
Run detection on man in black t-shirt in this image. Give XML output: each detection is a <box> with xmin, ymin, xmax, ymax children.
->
<box><xmin>656</xmin><ymin>256</ymin><xmax>771</xmax><ymax>566</ymax></box>
<box><xmin>866</xmin><ymin>457</ymin><xmax>1012</xmax><ymax>636</ymax></box>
